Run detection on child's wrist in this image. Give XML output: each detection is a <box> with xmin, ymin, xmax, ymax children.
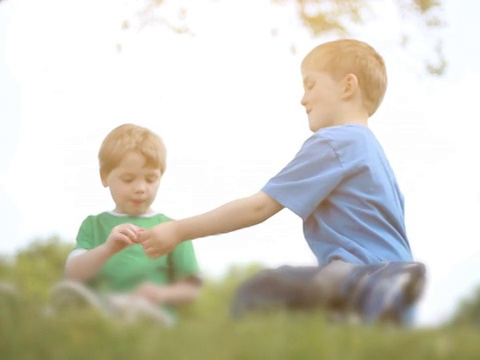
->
<box><xmin>103</xmin><ymin>241</ymin><xmax>120</xmax><ymax>256</ymax></box>
<box><xmin>165</xmin><ymin>220</ymin><xmax>180</xmax><ymax>241</ymax></box>
<box><xmin>172</xmin><ymin>220</ymin><xmax>187</xmax><ymax>243</ymax></box>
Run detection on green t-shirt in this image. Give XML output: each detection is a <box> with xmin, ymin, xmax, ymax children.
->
<box><xmin>74</xmin><ymin>211</ymin><xmax>200</xmax><ymax>293</ymax></box>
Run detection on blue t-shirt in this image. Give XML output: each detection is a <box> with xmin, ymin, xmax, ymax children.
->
<box><xmin>262</xmin><ymin>124</ymin><xmax>413</xmax><ymax>265</ymax></box>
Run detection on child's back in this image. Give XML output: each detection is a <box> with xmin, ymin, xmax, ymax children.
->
<box><xmin>263</xmin><ymin>123</ymin><xmax>413</xmax><ymax>265</ymax></box>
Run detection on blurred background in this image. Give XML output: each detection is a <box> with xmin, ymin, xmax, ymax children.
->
<box><xmin>1</xmin><ymin>0</ymin><xmax>479</xmax><ymax>327</ymax></box>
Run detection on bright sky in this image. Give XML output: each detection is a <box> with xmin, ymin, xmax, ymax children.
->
<box><xmin>1</xmin><ymin>0</ymin><xmax>479</xmax><ymax>327</ymax></box>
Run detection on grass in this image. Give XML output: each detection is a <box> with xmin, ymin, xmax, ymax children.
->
<box><xmin>3</xmin><ymin>241</ymin><xmax>480</xmax><ymax>359</ymax></box>
<box><xmin>1</xmin><ymin>287</ymin><xmax>480</xmax><ymax>360</ymax></box>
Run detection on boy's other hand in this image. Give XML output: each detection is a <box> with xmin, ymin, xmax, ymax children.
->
<box><xmin>133</xmin><ymin>282</ymin><xmax>166</xmax><ymax>304</ymax></box>
<box><xmin>137</xmin><ymin>222</ymin><xmax>181</xmax><ymax>258</ymax></box>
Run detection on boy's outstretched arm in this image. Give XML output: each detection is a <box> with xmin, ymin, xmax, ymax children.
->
<box><xmin>137</xmin><ymin>191</ymin><xmax>283</xmax><ymax>258</ymax></box>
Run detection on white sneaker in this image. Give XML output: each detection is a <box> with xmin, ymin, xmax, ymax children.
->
<box><xmin>107</xmin><ymin>293</ymin><xmax>175</xmax><ymax>327</ymax></box>
<box><xmin>46</xmin><ymin>280</ymin><xmax>106</xmax><ymax>316</ymax></box>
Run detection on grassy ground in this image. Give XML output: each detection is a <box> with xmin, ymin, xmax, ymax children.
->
<box><xmin>1</xmin><ymin>288</ymin><xmax>480</xmax><ymax>360</ymax></box>
<box><xmin>2</xmin><ymin>241</ymin><xmax>479</xmax><ymax>359</ymax></box>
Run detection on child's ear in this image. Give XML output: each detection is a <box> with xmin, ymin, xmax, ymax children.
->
<box><xmin>343</xmin><ymin>73</ymin><xmax>359</xmax><ymax>99</ymax></box>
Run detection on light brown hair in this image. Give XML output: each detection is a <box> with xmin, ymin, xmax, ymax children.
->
<box><xmin>98</xmin><ymin>123</ymin><xmax>167</xmax><ymax>177</ymax></box>
<box><xmin>301</xmin><ymin>39</ymin><xmax>387</xmax><ymax>116</ymax></box>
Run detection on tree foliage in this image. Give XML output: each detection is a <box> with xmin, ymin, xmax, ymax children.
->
<box><xmin>125</xmin><ymin>0</ymin><xmax>446</xmax><ymax>75</ymax></box>
<box><xmin>0</xmin><ymin>235</ymin><xmax>73</xmax><ymax>300</ymax></box>
<box><xmin>450</xmin><ymin>286</ymin><xmax>480</xmax><ymax>328</ymax></box>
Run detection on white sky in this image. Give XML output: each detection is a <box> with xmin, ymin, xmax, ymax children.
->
<box><xmin>1</xmin><ymin>0</ymin><xmax>479</xmax><ymax>327</ymax></box>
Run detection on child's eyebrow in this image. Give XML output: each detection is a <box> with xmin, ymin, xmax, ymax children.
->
<box><xmin>303</xmin><ymin>76</ymin><xmax>313</xmax><ymax>85</ymax></box>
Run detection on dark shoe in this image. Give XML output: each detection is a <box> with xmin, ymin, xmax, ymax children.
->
<box><xmin>230</xmin><ymin>266</ymin><xmax>326</xmax><ymax>318</ymax></box>
<box><xmin>344</xmin><ymin>262</ymin><xmax>426</xmax><ymax>325</ymax></box>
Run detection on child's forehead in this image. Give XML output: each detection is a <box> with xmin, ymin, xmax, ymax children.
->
<box><xmin>301</xmin><ymin>68</ymin><xmax>329</xmax><ymax>83</ymax></box>
<box><xmin>114</xmin><ymin>163</ymin><xmax>161</xmax><ymax>175</ymax></box>
<box><xmin>120</xmin><ymin>151</ymin><xmax>147</xmax><ymax>163</ymax></box>
<box><xmin>117</xmin><ymin>151</ymin><xmax>147</xmax><ymax>169</ymax></box>
<box><xmin>116</xmin><ymin>152</ymin><xmax>159</xmax><ymax>170</ymax></box>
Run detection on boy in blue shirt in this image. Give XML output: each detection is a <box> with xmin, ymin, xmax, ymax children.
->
<box><xmin>136</xmin><ymin>39</ymin><xmax>425</xmax><ymax>325</ymax></box>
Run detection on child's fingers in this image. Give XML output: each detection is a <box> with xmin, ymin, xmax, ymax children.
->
<box><xmin>143</xmin><ymin>246</ymin><xmax>159</xmax><ymax>258</ymax></box>
<box><xmin>115</xmin><ymin>224</ymin><xmax>139</xmax><ymax>243</ymax></box>
<box><xmin>132</xmin><ymin>227</ymin><xmax>146</xmax><ymax>242</ymax></box>
<box><xmin>135</xmin><ymin>229</ymin><xmax>150</xmax><ymax>243</ymax></box>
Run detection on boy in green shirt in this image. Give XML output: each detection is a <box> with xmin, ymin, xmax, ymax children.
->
<box><xmin>51</xmin><ymin>124</ymin><xmax>202</xmax><ymax>326</ymax></box>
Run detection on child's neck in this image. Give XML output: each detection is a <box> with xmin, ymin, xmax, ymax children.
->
<box><xmin>335</xmin><ymin>105</ymin><xmax>369</xmax><ymax>127</ymax></box>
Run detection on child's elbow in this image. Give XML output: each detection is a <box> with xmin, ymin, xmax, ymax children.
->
<box><xmin>250</xmin><ymin>191</ymin><xmax>283</xmax><ymax>222</ymax></box>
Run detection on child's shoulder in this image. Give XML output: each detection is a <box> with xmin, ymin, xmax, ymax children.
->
<box><xmin>81</xmin><ymin>211</ymin><xmax>113</xmax><ymax>221</ymax></box>
<box><xmin>311</xmin><ymin>125</ymin><xmax>384</xmax><ymax>166</ymax></box>
<box><xmin>313</xmin><ymin>124</ymin><xmax>376</xmax><ymax>148</ymax></box>
<box><xmin>318</xmin><ymin>124</ymin><xmax>372</xmax><ymax>138</ymax></box>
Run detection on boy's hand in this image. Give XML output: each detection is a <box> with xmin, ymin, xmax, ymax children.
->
<box><xmin>137</xmin><ymin>221</ymin><xmax>181</xmax><ymax>258</ymax></box>
<box><xmin>106</xmin><ymin>223</ymin><xmax>145</xmax><ymax>254</ymax></box>
<box><xmin>133</xmin><ymin>282</ymin><xmax>166</xmax><ymax>304</ymax></box>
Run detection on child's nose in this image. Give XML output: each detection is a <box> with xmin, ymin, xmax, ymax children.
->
<box><xmin>134</xmin><ymin>181</ymin><xmax>146</xmax><ymax>193</ymax></box>
<box><xmin>300</xmin><ymin>93</ymin><xmax>307</xmax><ymax>107</ymax></box>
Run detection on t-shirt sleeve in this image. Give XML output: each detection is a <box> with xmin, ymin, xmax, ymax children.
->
<box><xmin>75</xmin><ymin>216</ymin><xmax>96</xmax><ymax>250</ymax></box>
<box><xmin>169</xmin><ymin>240</ymin><xmax>201</xmax><ymax>281</ymax></box>
<box><xmin>262</xmin><ymin>133</ymin><xmax>344</xmax><ymax>220</ymax></box>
